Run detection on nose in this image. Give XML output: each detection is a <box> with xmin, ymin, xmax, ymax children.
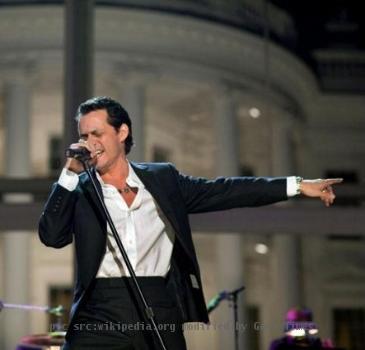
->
<box><xmin>86</xmin><ymin>136</ymin><xmax>101</xmax><ymax>150</ymax></box>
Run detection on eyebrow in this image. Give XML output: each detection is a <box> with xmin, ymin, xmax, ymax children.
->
<box><xmin>79</xmin><ymin>129</ymin><xmax>102</xmax><ymax>138</ymax></box>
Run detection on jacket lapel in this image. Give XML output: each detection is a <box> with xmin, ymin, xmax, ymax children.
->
<box><xmin>79</xmin><ymin>168</ymin><xmax>107</xmax><ymax>229</ymax></box>
<box><xmin>130</xmin><ymin>162</ymin><xmax>181</xmax><ymax>235</ymax></box>
<box><xmin>131</xmin><ymin>162</ymin><xmax>197</xmax><ymax>263</ymax></box>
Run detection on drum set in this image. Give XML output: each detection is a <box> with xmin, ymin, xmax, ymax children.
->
<box><xmin>0</xmin><ymin>300</ymin><xmax>66</xmax><ymax>349</ymax></box>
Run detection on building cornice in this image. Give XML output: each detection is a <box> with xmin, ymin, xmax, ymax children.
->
<box><xmin>0</xmin><ymin>5</ymin><xmax>319</xmax><ymax>117</ymax></box>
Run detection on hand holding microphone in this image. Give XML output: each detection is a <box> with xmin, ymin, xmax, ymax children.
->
<box><xmin>65</xmin><ymin>139</ymin><xmax>96</xmax><ymax>173</ymax></box>
<box><xmin>65</xmin><ymin>147</ymin><xmax>91</xmax><ymax>160</ymax></box>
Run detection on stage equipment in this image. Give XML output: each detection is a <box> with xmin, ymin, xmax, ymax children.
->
<box><xmin>207</xmin><ymin>285</ymin><xmax>245</xmax><ymax>350</ymax></box>
<box><xmin>0</xmin><ymin>300</ymin><xmax>66</xmax><ymax>349</ymax></box>
<box><xmin>16</xmin><ymin>332</ymin><xmax>65</xmax><ymax>350</ymax></box>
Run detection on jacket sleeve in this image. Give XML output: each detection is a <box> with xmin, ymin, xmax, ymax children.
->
<box><xmin>168</xmin><ymin>164</ymin><xmax>288</xmax><ymax>214</ymax></box>
<box><xmin>38</xmin><ymin>183</ymin><xmax>78</xmax><ymax>248</ymax></box>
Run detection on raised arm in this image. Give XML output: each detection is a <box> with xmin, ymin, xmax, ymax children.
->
<box><xmin>168</xmin><ymin>165</ymin><xmax>342</xmax><ymax>213</ymax></box>
<box><xmin>169</xmin><ymin>165</ymin><xmax>288</xmax><ymax>213</ymax></box>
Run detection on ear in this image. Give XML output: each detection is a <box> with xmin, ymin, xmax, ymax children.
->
<box><xmin>118</xmin><ymin>124</ymin><xmax>129</xmax><ymax>143</ymax></box>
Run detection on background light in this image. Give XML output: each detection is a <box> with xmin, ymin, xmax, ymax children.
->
<box><xmin>287</xmin><ymin>329</ymin><xmax>306</xmax><ymax>337</ymax></box>
<box><xmin>255</xmin><ymin>243</ymin><xmax>269</xmax><ymax>254</ymax></box>
<box><xmin>249</xmin><ymin>107</ymin><xmax>261</xmax><ymax>118</ymax></box>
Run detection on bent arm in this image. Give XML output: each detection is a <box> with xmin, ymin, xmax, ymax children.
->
<box><xmin>38</xmin><ymin>183</ymin><xmax>78</xmax><ymax>248</ymax></box>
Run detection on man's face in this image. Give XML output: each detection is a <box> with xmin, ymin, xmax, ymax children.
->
<box><xmin>78</xmin><ymin>109</ymin><xmax>128</xmax><ymax>174</ymax></box>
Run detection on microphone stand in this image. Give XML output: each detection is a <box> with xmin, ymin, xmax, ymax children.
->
<box><xmin>0</xmin><ymin>301</ymin><xmax>65</xmax><ymax>332</ymax></box>
<box><xmin>206</xmin><ymin>285</ymin><xmax>245</xmax><ymax>350</ymax></box>
<box><xmin>228</xmin><ymin>286</ymin><xmax>245</xmax><ymax>350</ymax></box>
<box><xmin>79</xmin><ymin>156</ymin><xmax>167</xmax><ymax>350</ymax></box>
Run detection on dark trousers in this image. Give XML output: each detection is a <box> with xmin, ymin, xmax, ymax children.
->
<box><xmin>63</xmin><ymin>277</ymin><xmax>187</xmax><ymax>350</ymax></box>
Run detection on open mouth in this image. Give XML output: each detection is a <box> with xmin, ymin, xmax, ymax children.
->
<box><xmin>95</xmin><ymin>150</ymin><xmax>104</xmax><ymax>157</ymax></box>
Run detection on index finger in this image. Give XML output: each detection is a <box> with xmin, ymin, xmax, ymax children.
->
<box><xmin>324</xmin><ymin>178</ymin><xmax>343</xmax><ymax>185</ymax></box>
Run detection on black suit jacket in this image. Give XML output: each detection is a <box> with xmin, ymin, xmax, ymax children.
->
<box><xmin>39</xmin><ymin>162</ymin><xmax>287</xmax><ymax>326</ymax></box>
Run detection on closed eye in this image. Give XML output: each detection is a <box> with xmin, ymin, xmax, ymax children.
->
<box><xmin>79</xmin><ymin>130</ymin><xmax>103</xmax><ymax>139</ymax></box>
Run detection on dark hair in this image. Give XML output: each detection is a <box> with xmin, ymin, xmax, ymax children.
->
<box><xmin>75</xmin><ymin>96</ymin><xmax>134</xmax><ymax>154</ymax></box>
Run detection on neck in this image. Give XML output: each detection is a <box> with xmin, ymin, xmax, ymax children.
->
<box><xmin>99</xmin><ymin>156</ymin><xmax>129</xmax><ymax>182</ymax></box>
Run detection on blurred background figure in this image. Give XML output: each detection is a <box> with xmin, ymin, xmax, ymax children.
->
<box><xmin>269</xmin><ymin>307</ymin><xmax>341</xmax><ymax>350</ymax></box>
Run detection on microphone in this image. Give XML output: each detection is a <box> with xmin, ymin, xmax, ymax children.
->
<box><xmin>65</xmin><ymin>147</ymin><xmax>91</xmax><ymax>161</ymax></box>
<box><xmin>207</xmin><ymin>291</ymin><xmax>229</xmax><ymax>314</ymax></box>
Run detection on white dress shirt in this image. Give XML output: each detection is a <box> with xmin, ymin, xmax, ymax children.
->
<box><xmin>58</xmin><ymin>164</ymin><xmax>298</xmax><ymax>277</ymax></box>
<box><xmin>58</xmin><ymin>163</ymin><xmax>175</xmax><ymax>277</ymax></box>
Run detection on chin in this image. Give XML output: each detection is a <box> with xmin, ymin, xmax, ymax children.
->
<box><xmin>95</xmin><ymin>162</ymin><xmax>106</xmax><ymax>172</ymax></box>
<box><xmin>95</xmin><ymin>160</ymin><xmax>111</xmax><ymax>174</ymax></box>
<box><xmin>95</xmin><ymin>156</ymin><xmax>106</xmax><ymax>170</ymax></box>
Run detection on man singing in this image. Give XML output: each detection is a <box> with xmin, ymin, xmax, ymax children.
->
<box><xmin>39</xmin><ymin>96</ymin><xmax>342</xmax><ymax>350</ymax></box>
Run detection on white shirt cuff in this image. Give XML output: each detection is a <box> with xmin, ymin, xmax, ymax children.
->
<box><xmin>286</xmin><ymin>176</ymin><xmax>298</xmax><ymax>197</ymax></box>
<box><xmin>58</xmin><ymin>168</ymin><xmax>79</xmax><ymax>191</ymax></box>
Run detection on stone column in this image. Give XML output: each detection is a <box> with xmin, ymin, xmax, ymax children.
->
<box><xmin>121</xmin><ymin>82</ymin><xmax>146</xmax><ymax>162</ymax></box>
<box><xmin>1</xmin><ymin>74</ymin><xmax>32</xmax><ymax>349</ymax></box>
<box><xmin>213</xmin><ymin>87</ymin><xmax>246</xmax><ymax>350</ymax></box>
<box><xmin>270</xmin><ymin>113</ymin><xmax>301</xmax><ymax>337</ymax></box>
<box><xmin>64</xmin><ymin>0</ymin><xmax>94</xmax><ymax>148</ymax></box>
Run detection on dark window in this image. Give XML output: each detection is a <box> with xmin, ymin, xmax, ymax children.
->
<box><xmin>49</xmin><ymin>136</ymin><xmax>62</xmax><ymax>176</ymax></box>
<box><xmin>240</xmin><ymin>165</ymin><xmax>255</xmax><ymax>177</ymax></box>
<box><xmin>333</xmin><ymin>308</ymin><xmax>365</xmax><ymax>350</ymax></box>
<box><xmin>325</xmin><ymin>170</ymin><xmax>359</xmax><ymax>206</ymax></box>
<box><xmin>327</xmin><ymin>234</ymin><xmax>364</xmax><ymax>242</ymax></box>
<box><xmin>246</xmin><ymin>305</ymin><xmax>260</xmax><ymax>350</ymax></box>
<box><xmin>152</xmin><ymin>146</ymin><xmax>171</xmax><ymax>162</ymax></box>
